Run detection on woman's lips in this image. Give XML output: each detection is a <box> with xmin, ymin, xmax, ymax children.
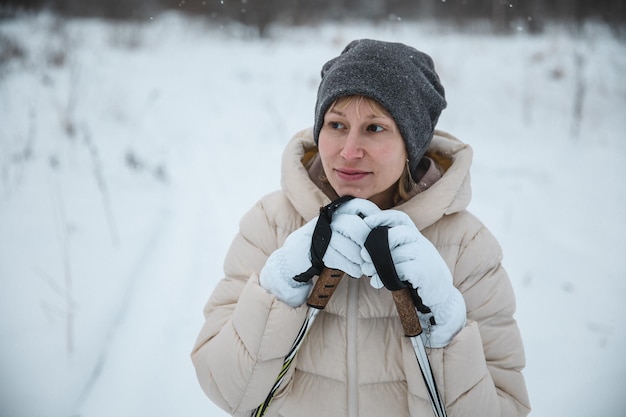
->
<box><xmin>335</xmin><ymin>168</ymin><xmax>370</xmax><ymax>181</ymax></box>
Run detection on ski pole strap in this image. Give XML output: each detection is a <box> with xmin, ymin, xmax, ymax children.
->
<box><xmin>364</xmin><ymin>225</ymin><xmax>432</xmax><ymax>312</ymax></box>
<box><xmin>294</xmin><ymin>195</ymin><xmax>355</xmax><ymax>283</ymax></box>
<box><xmin>363</xmin><ymin>226</ymin><xmax>407</xmax><ymax>290</ymax></box>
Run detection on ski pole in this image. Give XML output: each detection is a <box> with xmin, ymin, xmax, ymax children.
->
<box><xmin>364</xmin><ymin>226</ymin><xmax>447</xmax><ymax>417</ymax></box>
<box><xmin>252</xmin><ymin>267</ymin><xmax>343</xmax><ymax>417</ymax></box>
<box><xmin>252</xmin><ymin>195</ymin><xmax>355</xmax><ymax>417</ymax></box>
<box><xmin>393</xmin><ymin>287</ymin><xmax>447</xmax><ymax>417</ymax></box>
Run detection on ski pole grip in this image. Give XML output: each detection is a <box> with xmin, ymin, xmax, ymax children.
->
<box><xmin>392</xmin><ymin>288</ymin><xmax>423</xmax><ymax>337</ymax></box>
<box><xmin>307</xmin><ymin>268</ymin><xmax>343</xmax><ymax>310</ymax></box>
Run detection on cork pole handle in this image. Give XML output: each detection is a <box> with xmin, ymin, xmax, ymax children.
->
<box><xmin>307</xmin><ymin>268</ymin><xmax>343</xmax><ymax>310</ymax></box>
<box><xmin>392</xmin><ymin>288</ymin><xmax>423</xmax><ymax>337</ymax></box>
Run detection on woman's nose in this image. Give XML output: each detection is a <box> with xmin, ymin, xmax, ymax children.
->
<box><xmin>339</xmin><ymin>130</ymin><xmax>364</xmax><ymax>160</ymax></box>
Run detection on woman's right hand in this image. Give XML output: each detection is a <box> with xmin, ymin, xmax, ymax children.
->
<box><xmin>259</xmin><ymin>198</ymin><xmax>379</xmax><ymax>307</ymax></box>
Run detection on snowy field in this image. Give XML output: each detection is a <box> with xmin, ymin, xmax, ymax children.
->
<box><xmin>0</xmin><ymin>12</ymin><xmax>625</xmax><ymax>417</ymax></box>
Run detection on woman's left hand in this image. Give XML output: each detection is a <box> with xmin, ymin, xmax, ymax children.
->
<box><xmin>360</xmin><ymin>210</ymin><xmax>467</xmax><ymax>348</ymax></box>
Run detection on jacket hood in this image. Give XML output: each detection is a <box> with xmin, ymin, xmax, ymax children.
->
<box><xmin>397</xmin><ymin>130</ymin><xmax>473</xmax><ymax>230</ymax></box>
<box><xmin>281</xmin><ymin>128</ymin><xmax>473</xmax><ymax>230</ymax></box>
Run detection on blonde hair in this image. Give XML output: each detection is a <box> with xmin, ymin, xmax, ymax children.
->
<box><xmin>396</xmin><ymin>162</ymin><xmax>416</xmax><ymax>205</ymax></box>
<box><xmin>326</xmin><ymin>95</ymin><xmax>418</xmax><ymax>207</ymax></box>
<box><xmin>329</xmin><ymin>95</ymin><xmax>390</xmax><ymax>118</ymax></box>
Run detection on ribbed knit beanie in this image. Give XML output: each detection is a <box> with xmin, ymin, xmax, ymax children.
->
<box><xmin>313</xmin><ymin>39</ymin><xmax>447</xmax><ymax>180</ymax></box>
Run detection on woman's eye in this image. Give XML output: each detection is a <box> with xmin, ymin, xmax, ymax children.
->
<box><xmin>329</xmin><ymin>121</ymin><xmax>345</xmax><ymax>130</ymax></box>
<box><xmin>367</xmin><ymin>124</ymin><xmax>384</xmax><ymax>133</ymax></box>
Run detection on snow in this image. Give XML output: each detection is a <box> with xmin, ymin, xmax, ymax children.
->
<box><xmin>1</xmin><ymin>12</ymin><xmax>625</xmax><ymax>417</ymax></box>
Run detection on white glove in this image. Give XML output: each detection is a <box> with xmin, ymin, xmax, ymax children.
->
<box><xmin>361</xmin><ymin>210</ymin><xmax>466</xmax><ymax>348</ymax></box>
<box><xmin>327</xmin><ymin>198</ymin><xmax>381</xmax><ymax>267</ymax></box>
<box><xmin>259</xmin><ymin>198</ymin><xmax>380</xmax><ymax>307</ymax></box>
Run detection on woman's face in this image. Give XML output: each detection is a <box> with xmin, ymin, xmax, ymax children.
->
<box><xmin>318</xmin><ymin>96</ymin><xmax>407</xmax><ymax>209</ymax></box>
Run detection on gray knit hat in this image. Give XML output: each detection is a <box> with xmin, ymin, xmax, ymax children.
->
<box><xmin>313</xmin><ymin>39</ymin><xmax>447</xmax><ymax>180</ymax></box>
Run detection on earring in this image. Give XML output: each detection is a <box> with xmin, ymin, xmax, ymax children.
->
<box><xmin>406</xmin><ymin>159</ymin><xmax>417</xmax><ymax>185</ymax></box>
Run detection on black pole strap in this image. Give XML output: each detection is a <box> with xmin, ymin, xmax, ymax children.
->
<box><xmin>293</xmin><ymin>195</ymin><xmax>354</xmax><ymax>283</ymax></box>
<box><xmin>364</xmin><ymin>226</ymin><xmax>432</xmax><ymax>315</ymax></box>
<box><xmin>364</xmin><ymin>226</ymin><xmax>407</xmax><ymax>290</ymax></box>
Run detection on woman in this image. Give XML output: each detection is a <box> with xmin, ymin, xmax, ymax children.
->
<box><xmin>191</xmin><ymin>39</ymin><xmax>530</xmax><ymax>417</ymax></box>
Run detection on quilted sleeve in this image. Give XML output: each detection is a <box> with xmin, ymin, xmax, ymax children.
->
<box><xmin>427</xmin><ymin>213</ymin><xmax>531</xmax><ymax>416</ymax></box>
<box><xmin>191</xmin><ymin>194</ymin><xmax>308</xmax><ymax>415</ymax></box>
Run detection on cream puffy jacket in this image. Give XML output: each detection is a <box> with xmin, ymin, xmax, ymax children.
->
<box><xmin>191</xmin><ymin>129</ymin><xmax>531</xmax><ymax>417</ymax></box>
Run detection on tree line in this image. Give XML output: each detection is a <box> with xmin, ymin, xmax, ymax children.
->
<box><xmin>2</xmin><ymin>0</ymin><xmax>624</xmax><ymax>36</ymax></box>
